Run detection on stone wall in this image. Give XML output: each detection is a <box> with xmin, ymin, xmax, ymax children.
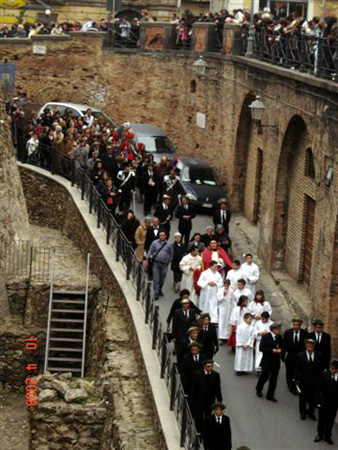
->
<box><xmin>6</xmin><ymin>281</ymin><xmax>29</xmax><ymax>317</ymax></box>
<box><xmin>20</xmin><ymin>167</ymin><xmax>166</xmax><ymax>449</ymax></box>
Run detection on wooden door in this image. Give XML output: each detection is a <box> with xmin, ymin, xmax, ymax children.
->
<box><xmin>301</xmin><ymin>196</ymin><xmax>316</xmax><ymax>286</ymax></box>
<box><xmin>253</xmin><ymin>149</ymin><xmax>263</xmax><ymax>225</ymax></box>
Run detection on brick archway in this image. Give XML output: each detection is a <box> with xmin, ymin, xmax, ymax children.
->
<box><xmin>271</xmin><ymin>115</ymin><xmax>309</xmax><ymax>272</ymax></box>
<box><xmin>231</xmin><ymin>93</ymin><xmax>256</xmax><ymax>212</ymax></box>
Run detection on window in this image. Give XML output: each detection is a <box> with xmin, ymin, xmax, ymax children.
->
<box><xmin>181</xmin><ymin>166</ymin><xmax>219</xmax><ymax>186</ymax></box>
<box><xmin>190</xmin><ymin>79</ymin><xmax>196</xmax><ymax>93</ymax></box>
<box><xmin>305</xmin><ymin>148</ymin><xmax>315</xmax><ymax>179</ymax></box>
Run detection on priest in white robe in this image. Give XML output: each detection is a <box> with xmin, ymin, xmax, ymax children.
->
<box><xmin>241</xmin><ymin>254</ymin><xmax>260</xmax><ymax>296</ymax></box>
<box><xmin>226</xmin><ymin>259</ymin><xmax>244</xmax><ymax>290</ymax></box>
<box><xmin>197</xmin><ymin>260</ymin><xmax>223</xmax><ymax>324</ymax></box>
<box><xmin>218</xmin><ymin>280</ymin><xmax>236</xmax><ymax>342</ymax></box>
<box><xmin>253</xmin><ymin>312</ymin><xmax>273</xmax><ymax>371</ymax></box>
<box><xmin>234</xmin><ymin>312</ymin><xmax>255</xmax><ymax>374</ymax></box>
<box><xmin>179</xmin><ymin>247</ymin><xmax>201</xmax><ymax>305</ymax></box>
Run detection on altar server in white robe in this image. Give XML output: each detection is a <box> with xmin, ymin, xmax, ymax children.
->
<box><xmin>253</xmin><ymin>312</ymin><xmax>273</xmax><ymax>371</ymax></box>
<box><xmin>233</xmin><ymin>279</ymin><xmax>253</xmax><ymax>303</ymax></box>
<box><xmin>248</xmin><ymin>290</ymin><xmax>272</xmax><ymax>326</ymax></box>
<box><xmin>226</xmin><ymin>259</ymin><xmax>244</xmax><ymax>290</ymax></box>
<box><xmin>197</xmin><ymin>260</ymin><xmax>223</xmax><ymax>324</ymax></box>
<box><xmin>234</xmin><ymin>313</ymin><xmax>255</xmax><ymax>375</ymax></box>
<box><xmin>241</xmin><ymin>253</ymin><xmax>260</xmax><ymax>296</ymax></box>
<box><xmin>218</xmin><ymin>280</ymin><xmax>236</xmax><ymax>343</ymax></box>
<box><xmin>179</xmin><ymin>246</ymin><xmax>201</xmax><ymax>305</ymax></box>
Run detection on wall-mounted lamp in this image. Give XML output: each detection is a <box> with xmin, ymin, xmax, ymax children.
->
<box><xmin>193</xmin><ymin>56</ymin><xmax>208</xmax><ymax>77</ymax></box>
<box><xmin>325</xmin><ymin>165</ymin><xmax>333</xmax><ymax>187</ymax></box>
<box><xmin>249</xmin><ymin>95</ymin><xmax>278</xmax><ymax>134</ymax></box>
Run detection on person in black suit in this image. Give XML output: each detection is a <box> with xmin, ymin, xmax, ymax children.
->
<box><xmin>203</xmin><ymin>402</ymin><xmax>232</xmax><ymax>450</ymax></box>
<box><xmin>201</xmin><ymin>226</ymin><xmax>216</xmax><ymax>247</ymax></box>
<box><xmin>142</xmin><ymin>162</ymin><xmax>158</xmax><ymax>215</ymax></box>
<box><xmin>181</xmin><ymin>341</ymin><xmax>206</xmax><ymax>402</ymax></box>
<box><xmin>282</xmin><ymin>318</ymin><xmax>308</xmax><ymax>394</ymax></box>
<box><xmin>175</xmin><ymin>195</ymin><xmax>196</xmax><ymax>246</ymax></box>
<box><xmin>166</xmin><ymin>290</ymin><xmax>201</xmax><ymax>331</ymax></box>
<box><xmin>191</xmin><ymin>360</ymin><xmax>223</xmax><ymax>433</ymax></box>
<box><xmin>172</xmin><ymin>299</ymin><xmax>197</xmax><ymax>373</ymax></box>
<box><xmin>294</xmin><ymin>339</ymin><xmax>322</xmax><ymax>420</ymax></box>
<box><xmin>198</xmin><ymin>313</ymin><xmax>219</xmax><ymax>359</ymax></box>
<box><xmin>308</xmin><ymin>319</ymin><xmax>331</xmax><ymax>370</ymax></box>
<box><xmin>154</xmin><ymin>195</ymin><xmax>175</xmax><ymax>238</ymax></box>
<box><xmin>212</xmin><ymin>198</ymin><xmax>231</xmax><ymax>235</ymax></box>
<box><xmin>314</xmin><ymin>360</ymin><xmax>338</xmax><ymax>445</ymax></box>
<box><xmin>256</xmin><ymin>322</ymin><xmax>283</xmax><ymax>402</ymax></box>
<box><xmin>144</xmin><ymin>217</ymin><xmax>160</xmax><ymax>251</ymax></box>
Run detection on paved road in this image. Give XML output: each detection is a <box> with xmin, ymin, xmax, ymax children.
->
<box><xmin>134</xmin><ymin>202</ymin><xmax>338</xmax><ymax>450</ymax></box>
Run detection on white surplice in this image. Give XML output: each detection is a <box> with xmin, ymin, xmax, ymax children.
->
<box><xmin>197</xmin><ymin>268</ymin><xmax>223</xmax><ymax>323</ymax></box>
<box><xmin>234</xmin><ymin>321</ymin><xmax>255</xmax><ymax>372</ymax></box>
<box><xmin>240</xmin><ymin>262</ymin><xmax>260</xmax><ymax>296</ymax></box>
<box><xmin>226</xmin><ymin>268</ymin><xmax>244</xmax><ymax>290</ymax></box>
<box><xmin>229</xmin><ymin>305</ymin><xmax>248</xmax><ymax>327</ymax></box>
<box><xmin>218</xmin><ymin>288</ymin><xmax>236</xmax><ymax>339</ymax></box>
<box><xmin>254</xmin><ymin>319</ymin><xmax>273</xmax><ymax>370</ymax></box>
<box><xmin>179</xmin><ymin>253</ymin><xmax>201</xmax><ymax>304</ymax></box>
<box><xmin>233</xmin><ymin>287</ymin><xmax>253</xmax><ymax>303</ymax></box>
<box><xmin>248</xmin><ymin>300</ymin><xmax>272</xmax><ymax>326</ymax></box>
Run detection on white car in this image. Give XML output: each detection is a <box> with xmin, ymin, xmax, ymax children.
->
<box><xmin>38</xmin><ymin>102</ymin><xmax>116</xmax><ymax>126</ymax></box>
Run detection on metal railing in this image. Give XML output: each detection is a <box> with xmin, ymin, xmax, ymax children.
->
<box><xmin>20</xmin><ymin>150</ymin><xmax>200</xmax><ymax>449</ymax></box>
<box><xmin>0</xmin><ymin>240</ymin><xmax>52</xmax><ymax>282</ymax></box>
<box><xmin>246</xmin><ymin>31</ymin><xmax>338</xmax><ymax>81</ymax></box>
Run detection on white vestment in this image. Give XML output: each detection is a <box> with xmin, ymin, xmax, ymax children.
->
<box><xmin>179</xmin><ymin>254</ymin><xmax>201</xmax><ymax>304</ymax></box>
<box><xmin>218</xmin><ymin>288</ymin><xmax>236</xmax><ymax>339</ymax></box>
<box><xmin>226</xmin><ymin>268</ymin><xmax>244</xmax><ymax>290</ymax></box>
<box><xmin>240</xmin><ymin>262</ymin><xmax>260</xmax><ymax>296</ymax></box>
<box><xmin>248</xmin><ymin>301</ymin><xmax>272</xmax><ymax>326</ymax></box>
<box><xmin>234</xmin><ymin>321</ymin><xmax>255</xmax><ymax>372</ymax></box>
<box><xmin>254</xmin><ymin>319</ymin><xmax>273</xmax><ymax>370</ymax></box>
<box><xmin>229</xmin><ymin>306</ymin><xmax>248</xmax><ymax>327</ymax></box>
<box><xmin>197</xmin><ymin>269</ymin><xmax>223</xmax><ymax>323</ymax></box>
<box><xmin>233</xmin><ymin>287</ymin><xmax>253</xmax><ymax>303</ymax></box>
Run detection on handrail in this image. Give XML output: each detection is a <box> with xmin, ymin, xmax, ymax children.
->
<box><xmin>44</xmin><ymin>247</ymin><xmax>55</xmax><ymax>373</ymax></box>
<box><xmin>81</xmin><ymin>253</ymin><xmax>91</xmax><ymax>377</ymax></box>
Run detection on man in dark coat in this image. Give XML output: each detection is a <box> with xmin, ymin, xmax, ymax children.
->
<box><xmin>154</xmin><ymin>194</ymin><xmax>175</xmax><ymax>238</ymax></box>
<box><xmin>294</xmin><ymin>339</ymin><xmax>322</xmax><ymax>420</ymax></box>
<box><xmin>203</xmin><ymin>402</ymin><xmax>232</xmax><ymax>450</ymax></box>
<box><xmin>172</xmin><ymin>299</ymin><xmax>197</xmax><ymax>373</ymax></box>
<box><xmin>192</xmin><ymin>360</ymin><xmax>222</xmax><ymax>433</ymax></box>
<box><xmin>212</xmin><ymin>198</ymin><xmax>231</xmax><ymax>235</ymax></box>
<box><xmin>256</xmin><ymin>322</ymin><xmax>283</xmax><ymax>402</ymax></box>
<box><xmin>314</xmin><ymin>360</ymin><xmax>338</xmax><ymax>445</ymax></box>
<box><xmin>181</xmin><ymin>341</ymin><xmax>205</xmax><ymax>402</ymax></box>
<box><xmin>282</xmin><ymin>318</ymin><xmax>308</xmax><ymax>394</ymax></box>
<box><xmin>166</xmin><ymin>290</ymin><xmax>201</xmax><ymax>330</ymax></box>
<box><xmin>142</xmin><ymin>162</ymin><xmax>158</xmax><ymax>215</ymax></box>
<box><xmin>198</xmin><ymin>312</ymin><xmax>219</xmax><ymax>359</ymax></box>
<box><xmin>308</xmin><ymin>319</ymin><xmax>331</xmax><ymax>370</ymax></box>
<box><xmin>144</xmin><ymin>217</ymin><xmax>160</xmax><ymax>251</ymax></box>
<box><xmin>175</xmin><ymin>195</ymin><xmax>195</xmax><ymax>246</ymax></box>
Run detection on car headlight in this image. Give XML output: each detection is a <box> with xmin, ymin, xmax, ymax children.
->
<box><xmin>186</xmin><ymin>193</ymin><xmax>198</xmax><ymax>201</ymax></box>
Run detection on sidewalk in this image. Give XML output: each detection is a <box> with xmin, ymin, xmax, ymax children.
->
<box><xmin>230</xmin><ymin>213</ymin><xmax>311</xmax><ymax>329</ymax></box>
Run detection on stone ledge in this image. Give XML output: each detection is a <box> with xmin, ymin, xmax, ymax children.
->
<box><xmin>17</xmin><ymin>162</ymin><xmax>181</xmax><ymax>450</ymax></box>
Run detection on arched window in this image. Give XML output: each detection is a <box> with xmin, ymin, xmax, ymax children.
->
<box><xmin>190</xmin><ymin>79</ymin><xmax>196</xmax><ymax>93</ymax></box>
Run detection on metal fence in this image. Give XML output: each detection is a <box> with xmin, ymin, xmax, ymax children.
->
<box><xmin>246</xmin><ymin>31</ymin><xmax>338</xmax><ymax>81</ymax></box>
<box><xmin>21</xmin><ymin>149</ymin><xmax>200</xmax><ymax>449</ymax></box>
<box><xmin>0</xmin><ymin>240</ymin><xmax>52</xmax><ymax>282</ymax></box>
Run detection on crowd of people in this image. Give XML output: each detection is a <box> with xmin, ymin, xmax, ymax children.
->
<box><xmin>8</xmin><ymin>98</ymin><xmax>337</xmax><ymax>448</ymax></box>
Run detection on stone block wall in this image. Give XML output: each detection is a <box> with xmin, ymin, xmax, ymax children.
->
<box><xmin>6</xmin><ymin>281</ymin><xmax>29</xmax><ymax>317</ymax></box>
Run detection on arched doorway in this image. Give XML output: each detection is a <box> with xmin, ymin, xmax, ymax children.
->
<box><xmin>231</xmin><ymin>93</ymin><xmax>256</xmax><ymax>212</ymax></box>
<box><xmin>115</xmin><ymin>10</ymin><xmax>142</xmax><ymax>21</ymax></box>
<box><xmin>271</xmin><ymin>115</ymin><xmax>316</xmax><ymax>287</ymax></box>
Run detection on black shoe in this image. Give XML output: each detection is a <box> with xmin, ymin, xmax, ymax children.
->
<box><xmin>159</xmin><ymin>291</ymin><xmax>164</xmax><ymax>297</ymax></box>
<box><xmin>325</xmin><ymin>437</ymin><xmax>334</xmax><ymax>445</ymax></box>
<box><xmin>154</xmin><ymin>295</ymin><xmax>159</xmax><ymax>300</ymax></box>
<box><xmin>308</xmin><ymin>414</ymin><xmax>316</xmax><ymax>421</ymax></box>
<box><xmin>300</xmin><ymin>415</ymin><xmax>306</xmax><ymax>420</ymax></box>
<box><xmin>236</xmin><ymin>371</ymin><xmax>242</xmax><ymax>376</ymax></box>
<box><xmin>256</xmin><ymin>391</ymin><xmax>263</xmax><ymax>398</ymax></box>
<box><xmin>314</xmin><ymin>435</ymin><xmax>323</xmax><ymax>443</ymax></box>
<box><xmin>266</xmin><ymin>396</ymin><xmax>278</xmax><ymax>402</ymax></box>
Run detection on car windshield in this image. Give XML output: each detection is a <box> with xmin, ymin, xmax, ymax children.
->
<box><xmin>182</xmin><ymin>166</ymin><xmax>219</xmax><ymax>186</ymax></box>
<box><xmin>138</xmin><ymin>136</ymin><xmax>175</xmax><ymax>153</ymax></box>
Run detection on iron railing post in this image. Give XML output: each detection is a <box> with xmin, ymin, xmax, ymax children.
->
<box><xmin>160</xmin><ymin>335</ymin><xmax>167</xmax><ymax>378</ymax></box>
<box><xmin>180</xmin><ymin>395</ymin><xmax>188</xmax><ymax>448</ymax></box>
<box><xmin>106</xmin><ymin>215</ymin><xmax>111</xmax><ymax>245</ymax></box>
<box><xmin>28</xmin><ymin>243</ymin><xmax>34</xmax><ymax>281</ymax></box>
<box><xmin>71</xmin><ymin>159</ymin><xmax>75</xmax><ymax>186</ymax></box>
<box><xmin>152</xmin><ymin>306</ymin><xmax>159</xmax><ymax>349</ymax></box>
<box><xmin>81</xmin><ymin>170</ymin><xmax>85</xmax><ymax>200</ymax></box>
<box><xmin>97</xmin><ymin>200</ymin><xmax>101</xmax><ymax>229</ymax></box>
<box><xmin>116</xmin><ymin>226</ymin><xmax>121</xmax><ymax>262</ymax></box>
<box><xmin>299</xmin><ymin>31</ymin><xmax>306</xmax><ymax>72</ymax></box>
<box><xmin>170</xmin><ymin>366</ymin><xmax>177</xmax><ymax>411</ymax></box>
<box><xmin>145</xmin><ymin>280</ymin><xmax>152</xmax><ymax>324</ymax></box>
<box><xmin>126</xmin><ymin>247</ymin><xmax>132</xmax><ymax>280</ymax></box>
<box><xmin>284</xmin><ymin>34</ymin><xmax>291</xmax><ymax>68</ymax></box>
<box><xmin>136</xmin><ymin>263</ymin><xmax>142</xmax><ymax>301</ymax></box>
<box><xmin>89</xmin><ymin>186</ymin><xmax>93</xmax><ymax>214</ymax></box>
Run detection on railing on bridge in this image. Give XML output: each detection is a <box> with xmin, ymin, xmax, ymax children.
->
<box><xmin>20</xmin><ymin>146</ymin><xmax>201</xmax><ymax>449</ymax></box>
